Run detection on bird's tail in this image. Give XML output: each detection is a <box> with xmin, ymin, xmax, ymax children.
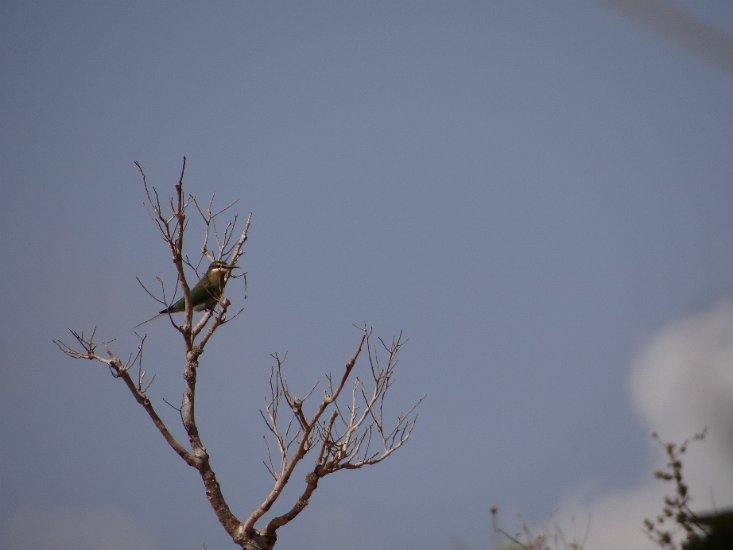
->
<box><xmin>132</xmin><ymin>312</ymin><xmax>166</xmax><ymax>329</ymax></box>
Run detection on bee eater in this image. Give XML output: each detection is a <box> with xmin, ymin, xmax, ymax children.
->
<box><xmin>134</xmin><ymin>261</ymin><xmax>236</xmax><ymax>328</ymax></box>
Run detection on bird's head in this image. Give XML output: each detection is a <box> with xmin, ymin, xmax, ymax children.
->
<box><xmin>207</xmin><ymin>260</ymin><xmax>237</xmax><ymax>281</ymax></box>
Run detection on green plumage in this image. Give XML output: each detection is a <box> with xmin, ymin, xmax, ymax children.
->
<box><xmin>134</xmin><ymin>261</ymin><xmax>235</xmax><ymax>328</ymax></box>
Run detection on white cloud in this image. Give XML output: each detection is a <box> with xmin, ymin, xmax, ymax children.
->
<box><xmin>550</xmin><ymin>299</ymin><xmax>733</xmax><ymax>550</ymax></box>
<box><xmin>0</xmin><ymin>505</ymin><xmax>159</xmax><ymax>550</ymax></box>
<box><xmin>632</xmin><ymin>300</ymin><xmax>733</xmax><ymax>470</ymax></box>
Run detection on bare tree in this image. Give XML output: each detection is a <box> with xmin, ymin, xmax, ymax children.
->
<box><xmin>54</xmin><ymin>158</ymin><xmax>422</xmax><ymax>550</ymax></box>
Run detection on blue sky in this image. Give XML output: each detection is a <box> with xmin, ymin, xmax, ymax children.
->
<box><xmin>2</xmin><ymin>2</ymin><xmax>733</xmax><ymax>549</ymax></box>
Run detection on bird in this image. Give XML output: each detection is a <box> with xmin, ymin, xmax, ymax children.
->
<box><xmin>134</xmin><ymin>260</ymin><xmax>236</xmax><ymax>328</ymax></box>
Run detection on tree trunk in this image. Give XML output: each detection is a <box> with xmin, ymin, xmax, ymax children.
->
<box><xmin>240</xmin><ymin>531</ymin><xmax>277</xmax><ymax>550</ymax></box>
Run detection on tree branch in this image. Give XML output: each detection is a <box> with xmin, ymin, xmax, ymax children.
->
<box><xmin>246</xmin><ymin>325</ymin><xmax>423</xmax><ymax>537</ymax></box>
<box><xmin>53</xmin><ymin>330</ymin><xmax>197</xmax><ymax>467</ymax></box>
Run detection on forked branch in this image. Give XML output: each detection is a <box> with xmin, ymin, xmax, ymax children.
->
<box><xmin>52</xmin><ymin>329</ymin><xmax>197</xmax><ymax>468</ymax></box>
<box><xmin>134</xmin><ymin>157</ymin><xmax>251</xmax><ymax>345</ymax></box>
<box><xmin>249</xmin><ymin>325</ymin><xmax>423</xmax><ymax>536</ymax></box>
